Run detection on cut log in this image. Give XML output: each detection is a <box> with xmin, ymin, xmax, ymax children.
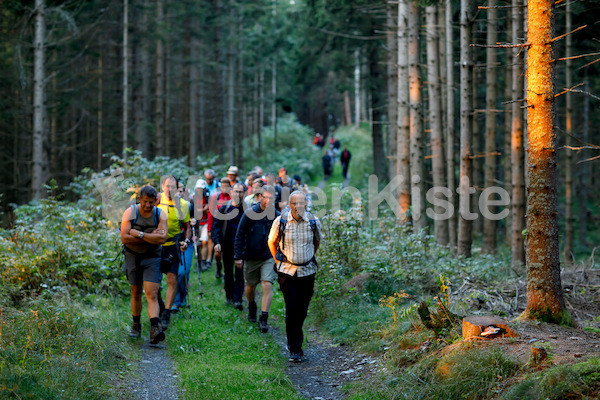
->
<box><xmin>462</xmin><ymin>316</ymin><xmax>519</xmax><ymax>339</ymax></box>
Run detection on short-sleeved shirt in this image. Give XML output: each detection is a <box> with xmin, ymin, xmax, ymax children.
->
<box><xmin>158</xmin><ymin>195</ymin><xmax>190</xmax><ymax>246</ymax></box>
<box><xmin>268</xmin><ymin>211</ymin><xmax>322</xmax><ymax>277</ymax></box>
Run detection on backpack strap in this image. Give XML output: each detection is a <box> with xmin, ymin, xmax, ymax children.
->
<box><xmin>131</xmin><ymin>204</ymin><xmax>138</xmax><ymax>225</ymax></box>
<box><xmin>278</xmin><ymin>209</ymin><xmax>316</xmax><ymax>251</ymax></box>
<box><xmin>153</xmin><ymin>206</ymin><xmax>160</xmax><ymax>228</ymax></box>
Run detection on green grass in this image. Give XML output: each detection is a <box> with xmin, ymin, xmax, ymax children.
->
<box><xmin>0</xmin><ymin>295</ymin><xmax>136</xmax><ymax>399</ymax></box>
<box><xmin>166</xmin><ymin>261</ymin><xmax>303</xmax><ymax>400</ymax></box>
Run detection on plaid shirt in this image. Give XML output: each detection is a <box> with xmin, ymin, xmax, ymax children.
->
<box><xmin>268</xmin><ymin>210</ymin><xmax>322</xmax><ymax>277</ymax></box>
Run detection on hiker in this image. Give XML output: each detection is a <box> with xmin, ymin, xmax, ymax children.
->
<box><xmin>120</xmin><ymin>185</ymin><xmax>168</xmax><ymax>344</ymax></box>
<box><xmin>172</xmin><ymin>181</ymin><xmax>194</xmax><ymax>311</ymax></box>
<box><xmin>212</xmin><ymin>182</ymin><xmax>246</xmax><ymax>310</ymax></box>
<box><xmin>208</xmin><ymin>177</ymin><xmax>232</xmax><ymax>279</ymax></box>
<box><xmin>277</xmin><ymin>167</ymin><xmax>292</xmax><ymax>210</ymax></box>
<box><xmin>268</xmin><ymin>190</ymin><xmax>322</xmax><ymax>362</ymax></box>
<box><xmin>340</xmin><ymin>146</ymin><xmax>352</xmax><ymax>179</ymax></box>
<box><xmin>158</xmin><ymin>175</ymin><xmax>192</xmax><ymax>330</ymax></box>
<box><xmin>227</xmin><ymin>165</ymin><xmax>242</xmax><ymax>186</ymax></box>
<box><xmin>193</xmin><ymin>179</ymin><xmax>211</xmax><ymax>271</ymax></box>
<box><xmin>265</xmin><ymin>172</ymin><xmax>284</xmax><ymax>212</ymax></box>
<box><xmin>244</xmin><ymin>178</ymin><xmax>264</xmax><ymax>209</ymax></box>
<box><xmin>322</xmin><ymin>150</ymin><xmax>333</xmax><ymax>180</ymax></box>
<box><xmin>292</xmin><ymin>175</ymin><xmax>312</xmax><ymax>211</ymax></box>
<box><xmin>234</xmin><ymin>185</ymin><xmax>280</xmax><ymax>333</ymax></box>
<box><xmin>204</xmin><ymin>169</ymin><xmax>220</xmax><ymax>197</ymax></box>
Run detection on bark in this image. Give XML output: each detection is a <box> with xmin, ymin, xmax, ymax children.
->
<box><xmin>578</xmin><ymin>75</ymin><xmax>589</xmax><ymax>247</ymax></box>
<box><xmin>343</xmin><ymin>91</ymin><xmax>352</xmax><ymax>127</ymax></box>
<box><xmin>563</xmin><ymin>0</ymin><xmax>573</xmax><ymax>262</ymax></box>
<box><xmin>32</xmin><ymin>0</ymin><xmax>47</xmax><ymax>200</ymax></box>
<box><xmin>259</xmin><ymin>61</ymin><xmax>264</xmax><ymax>154</ymax></box>
<box><xmin>189</xmin><ymin>17</ymin><xmax>199</xmax><ymax>168</ymax></box>
<box><xmin>236</xmin><ymin>23</ymin><xmax>244</xmax><ymax>167</ymax></box>
<box><xmin>397</xmin><ymin>0</ymin><xmax>410</xmax><ymax>222</ymax></box>
<box><xmin>272</xmin><ymin>58</ymin><xmax>277</xmax><ymax>147</ymax></box>
<box><xmin>354</xmin><ymin>49</ymin><xmax>361</xmax><ymax>129</ymax></box>
<box><xmin>522</xmin><ymin>0</ymin><xmax>570</xmax><ymax>325</ymax></box>
<box><xmin>445</xmin><ymin>0</ymin><xmax>457</xmax><ymax>249</ymax></box>
<box><xmin>409</xmin><ymin>2</ymin><xmax>426</xmax><ymax>233</ymax></box>
<box><xmin>511</xmin><ymin>0</ymin><xmax>526</xmax><ymax>268</ymax></box>
<box><xmin>155</xmin><ymin>0</ymin><xmax>165</xmax><ymax>155</ymax></box>
<box><xmin>369</xmin><ymin>40</ymin><xmax>388</xmax><ymax>182</ymax></box>
<box><xmin>504</xmin><ymin>9</ymin><xmax>513</xmax><ymax>247</ymax></box>
<box><xmin>97</xmin><ymin>54</ymin><xmax>103</xmax><ymax>171</ymax></box>
<box><xmin>387</xmin><ymin>0</ymin><xmax>398</xmax><ymax>180</ymax></box>
<box><xmin>226</xmin><ymin>5</ymin><xmax>236</xmax><ymax>165</ymax></box>
<box><xmin>133</xmin><ymin>0</ymin><xmax>148</xmax><ymax>156</ymax></box>
<box><xmin>482</xmin><ymin>0</ymin><xmax>498</xmax><ymax>254</ymax></box>
<box><xmin>122</xmin><ymin>0</ymin><xmax>129</xmax><ymax>157</ymax></box>
<box><xmin>426</xmin><ymin>5</ymin><xmax>448</xmax><ymax>244</ymax></box>
<box><xmin>458</xmin><ymin>0</ymin><xmax>474</xmax><ymax>256</ymax></box>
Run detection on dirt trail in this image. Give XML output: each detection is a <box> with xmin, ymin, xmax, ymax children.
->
<box><xmin>273</xmin><ymin>327</ymin><xmax>382</xmax><ymax>400</ymax></box>
<box><xmin>129</xmin><ymin>342</ymin><xmax>181</xmax><ymax>400</ymax></box>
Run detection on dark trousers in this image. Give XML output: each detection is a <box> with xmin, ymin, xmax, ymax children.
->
<box><xmin>223</xmin><ymin>246</ymin><xmax>244</xmax><ymax>303</ymax></box>
<box><xmin>277</xmin><ymin>272</ymin><xmax>315</xmax><ymax>353</ymax></box>
<box><xmin>342</xmin><ymin>162</ymin><xmax>349</xmax><ymax>179</ymax></box>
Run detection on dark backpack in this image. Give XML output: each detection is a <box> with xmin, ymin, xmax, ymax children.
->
<box><xmin>123</xmin><ymin>204</ymin><xmax>161</xmax><ymax>257</ymax></box>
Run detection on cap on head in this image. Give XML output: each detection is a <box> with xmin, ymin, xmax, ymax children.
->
<box><xmin>195</xmin><ymin>179</ymin><xmax>207</xmax><ymax>189</ymax></box>
<box><xmin>227</xmin><ymin>166</ymin><xmax>239</xmax><ymax>175</ymax></box>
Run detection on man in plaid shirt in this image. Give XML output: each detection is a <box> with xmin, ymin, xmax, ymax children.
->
<box><xmin>268</xmin><ymin>191</ymin><xmax>322</xmax><ymax>363</ymax></box>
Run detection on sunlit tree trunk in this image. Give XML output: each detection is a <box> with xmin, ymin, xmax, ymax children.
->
<box><xmin>397</xmin><ymin>0</ymin><xmax>410</xmax><ymax>222</ymax></box>
<box><xmin>32</xmin><ymin>0</ymin><xmax>47</xmax><ymax>200</ymax></box>
<box><xmin>482</xmin><ymin>0</ymin><xmax>498</xmax><ymax>254</ymax></box>
<box><xmin>522</xmin><ymin>0</ymin><xmax>570</xmax><ymax>325</ymax></box>
<box><xmin>445</xmin><ymin>0</ymin><xmax>457</xmax><ymax>249</ymax></box>
<box><xmin>426</xmin><ymin>5</ymin><xmax>448</xmax><ymax>244</ymax></box>
<box><xmin>511</xmin><ymin>0</ymin><xmax>526</xmax><ymax>268</ymax></box>
<box><xmin>155</xmin><ymin>0</ymin><xmax>165</xmax><ymax>155</ymax></box>
<box><xmin>409</xmin><ymin>2</ymin><xmax>426</xmax><ymax>233</ymax></box>
<box><xmin>458</xmin><ymin>0</ymin><xmax>474</xmax><ymax>256</ymax></box>
<box><xmin>563</xmin><ymin>0</ymin><xmax>573</xmax><ymax>262</ymax></box>
<box><xmin>387</xmin><ymin>0</ymin><xmax>398</xmax><ymax>180</ymax></box>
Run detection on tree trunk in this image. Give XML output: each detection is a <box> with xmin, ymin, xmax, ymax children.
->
<box><xmin>445</xmin><ymin>0</ymin><xmax>457</xmax><ymax>249</ymax></box>
<box><xmin>236</xmin><ymin>22</ymin><xmax>244</xmax><ymax>167</ymax></box>
<box><xmin>189</xmin><ymin>16</ymin><xmax>199</xmax><ymax>169</ymax></box>
<box><xmin>397</xmin><ymin>0</ymin><xmax>410</xmax><ymax>222</ymax></box>
<box><xmin>522</xmin><ymin>0</ymin><xmax>570</xmax><ymax>325</ymax></box>
<box><xmin>155</xmin><ymin>0</ymin><xmax>165</xmax><ymax>155</ymax></box>
<box><xmin>122</xmin><ymin>0</ymin><xmax>129</xmax><ymax>157</ymax></box>
<box><xmin>354</xmin><ymin>49</ymin><xmax>361</xmax><ymax>129</ymax></box>
<box><xmin>563</xmin><ymin>0</ymin><xmax>573</xmax><ymax>263</ymax></box>
<box><xmin>97</xmin><ymin>54</ymin><xmax>103</xmax><ymax>171</ymax></box>
<box><xmin>343</xmin><ymin>90</ymin><xmax>352</xmax><ymax>127</ymax></box>
<box><xmin>272</xmin><ymin>58</ymin><xmax>277</xmax><ymax>147</ymax></box>
<box><xmin>482</xmin><ymin>0</ymin><xmax>498</xmax><ymax>254</ymax></box>
<box><xmin>226</xmin><ymin>5</ymin><xmax>236</xmax><ymax>165</ymax></box>
<box><xmin>133</xmin><ymin>0</ymin><xmax>148</xmax><ymax>156</ymax></box>
<box><xmin>259</xmin><ymin>61</ymin><xmax>264</xmax><ymax>155</ymax></box>
<box><xmin>511</xmin><ymin>0</ymin><xmax>526</xmax><ymax>268</ymax></box>
<box><xmin>387</xmin><ymin>0</ymin><xmax>398</xmax><ymax>180</ymax></box>
<box><xmin>504</xmin><ymin>8</ymin><xmax>513</xmax><ymax>247</ymax></box>
<box><xmin>369</xmin><ymin>39</ymin><xmax>388</xmax><ymax>182</ymax></box>
<box><xmin>458</xmin><ymin>0</ymin><xmax>474</xmax><ymax>257</ymax></box>
<box><xmin>409</xmin><ymin>2</ymin><xmax>425</xmax><ymax>233</ymax></box>
<box><xmin>578</xmin><ymin>75</ymin><xmax>589</xmax><ymax>247</ymax></box>
<box><xmin>32</xmin><ymin>0</ymin><xmax>47</xmax><ymax>200</ymax></box>
<box><xmin>426</xmin><ymin>5</ymin><xmax>448</xmax><ymax>244</ymax></box>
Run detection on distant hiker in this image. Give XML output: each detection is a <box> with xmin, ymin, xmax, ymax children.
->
<box><xmin>340</xmin><ymin>146</ymin><xmax>352</xmax><ymax>179</ymax></box>
<box><xmin>292</xmin><ymin>175</ymin><xmax>313</xmax><ymax>211</ymax></box>
<box><xmin>227</xmin><ymin>165</ymin><xmax>242</xmax><ymax>186</ymax></box>
<box><xmin>234</xmin><ymin>185</ymin><xmax>280</xmax><ymax>333</ymax></box>
<box><xmin>208</xmin><ymin>177</ymin><xmax>232</xmax><ymax>279</ymax></box>
<box><xmin>158</xmin><ymin>175</ymin><xmax>192</xmax><ymax>331</ymax></box>
<box><xmin>244</xmin><ymin>178</ymin><xmax>265</xmax><ymax>209</ymax></box>
<box><xmin>203</xmin><ymin>169</ymin><xmax>219</xmax><ymax>270</ymax></box>
<box><xmin>322</xmin><ymin>151</ymin><xmax>333</xmax><ymax>180</ymax></box>
<box><xmin>268</xmin><ymin>191</ymin><xmax>322</xmax><ymax>362</ymax></box>
<box><xmin>278</xmin><ymin>167</ymin><xmax>293</xmax><ymax>210</ymax></box>
<box><xmin>121</xmin><ymin>185</ymin><xmax>168</xmax><ymax>344</ymax></box>
<box><xmin>265</xmin><ymin>172</ymin><xmax>284</xmax><ymax>212</ymax></box>
<box><xmin>172</xmin><ymin>181</ymin><xmax>194</xmax><ymax>311</ymax></box>
<box><xmin>212</xmin><ymin>183</ymin><xmax>246</xmax><ymax>310</ymax></box>
<box><xmin>193</xmin><ymin>179</ymin><xmax>211</xmax><ymax>271</ymax></box>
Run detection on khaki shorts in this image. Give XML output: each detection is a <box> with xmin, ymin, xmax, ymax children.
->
<box><xmin>244</xmin><ymin>258</ymin><xmax>276</xmax><ymax>286</ymax></box>
<box><xmin>198</xmin><ymin>224</ymin><xmax>209</xmax><ymax>242</ymax></box>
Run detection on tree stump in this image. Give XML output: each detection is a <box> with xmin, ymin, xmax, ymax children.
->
<box><xmin>462</xmin><ymin>316</ymin><xmax>519</xmax><ymax>339</ymax></box>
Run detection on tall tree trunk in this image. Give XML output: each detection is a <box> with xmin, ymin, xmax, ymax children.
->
<box><xmin>445</xmin><ymin>0</ymin><xmax>457</xmax><ymax>249</ymax></box>
<box><xmin>236</xmin><ymin>22</ymin><xmax>244</xmax><ymax>167</ymax></box>
<box><xmin>199</xmin><ymin>41</ymin><xmax>206</xmax><ymax>154</ymax></box>
<box><xmin>504</xmin><ymin>9</ymin><xmax>513</xmax><ymax>247</ymax></box>
<box><xmin>482</xmin><ymin>0</ymin><xmax>498</xmax><ymax>254</ymax></box>
<box><xmin>259</xmin><ymin>61</ymin><xmax>264</xmax><ymax>155</ymax></box>
<box><xmin>511</xmin><ymin>0</ymin><xmax>526</xmax><ymax>268</ymax></box>
<box><xmin>189</xmin><ymin>17</ymin><xmax>199</xmax><ymax>168</ymax></box>
<box><xmin>387</xmin><ymin>0</ymin><xmax>398</xmax><ymax>180</ymax></box>
<box><xmin>578</xmin><ymin>75</ymin><xmax>589</xmax><ymax>247</ymax></box>
<box><xmin>226</xmin><ymin>5</ymin><xmax>236</xmax><ymax>165</ymax></box>
<box><xmin>397</xmin><ymin>0</ymin><xmax>410</xmax><ymax>222</ymax></box>
<box><xmin>343</xmin><ymin>91</ymin><xmax>352</xmax><ymax>127</ymax></box>
<box><xmin>563</xmin><ymin>0</ymin><xmax>573</xmax><ymax>262</ymax></box>
<box><xmin>354</xmin><ymin>49</ymin><xmax>361</xmax><ymax>129</ymax></box>
<box><xmin>409</xmin><ymin>2</ymin><xmax>426</xmax><ymax>232</ymax></box>
<box><xmin>122</xmin><ymin>0</ymin><xmax>129</xmax><ymax>157</ymax></box>
<box><xmin>523</xmin><ymin>0</ymin><xmax>570</xmax><ymax>325</ymax></box>
<box><xmin>32</xmin><ymin>0</ymin><xmax>47</xmax><ymax>200</ymax></box>
<box><xmin>369</xmin><ymin>38</ymin><xmax>388</xmax><ymax>182</ymax></box>
<box><xmin>272</xmin><ymin>58</ymin><xmax>277</xmax><ymax>147</ymax></box>
<box><xmin>97</xmin><ymin>54</ymin><xmax>103</xmax><ymax>171</ymax></box>
<box><xmin>155</xmin><ymin>0</ymin><xmax>165</xmax><ymax>155</ymax></box>
<box><xmin>426</xmin><ymin>5</ymin><xmax>448</xmax><ymax>244</ymax></box>
<box><xmin>133</xmin><ymin>1</ymin><xmax>148</xmax><ymax>156</ymax></box>
<box><xmin>458</xmin><ymin>0</ymin><xmax>474</xmax><ymax>256</ymax></box>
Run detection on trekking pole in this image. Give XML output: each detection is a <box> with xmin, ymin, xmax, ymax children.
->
<box><xmin>193</xmin><ymin>237</ymin><xmax>203</xmax><ymax>297</ymax></box>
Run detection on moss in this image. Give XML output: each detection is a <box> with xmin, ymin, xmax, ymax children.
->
<box><xmin>519</xmin><ymin>308</ymin><xmax>573</xmax><ymax>327</ymax></box>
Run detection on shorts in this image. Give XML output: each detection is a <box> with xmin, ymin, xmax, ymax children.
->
<box><xmin>161</xmin><ymin>245</ymin><xmax>180</xmax><ymax>275</ymax></box>
<box><xmin>198</xmin><ymin>224</ymin><xmax>209</xmax><ymax>242</ymax></box>
<box><xmin>244</xmin><ymin>258</ymin><xmax>276</xmax><ymax>286</ymax></box>
<box><xmin>124</xmin><ymin>253</ymin><xmax>162</xmax><ymax>285</ymax></box>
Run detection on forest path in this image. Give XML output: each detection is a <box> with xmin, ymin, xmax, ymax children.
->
<box><xmin>129</xmin><ymin>341</ymin><xmax>181</xmax><ymax>400</ymax></box>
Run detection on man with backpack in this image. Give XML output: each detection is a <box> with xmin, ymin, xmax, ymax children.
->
<box><xmin>212</xmin><ymin>182</ymin><xmax>246</xmax><ymax>310</ymax></box>
<box><xmin>120</xmin><ymin>185</ymin><xmax>168</xmax><ymax>344</ymax></box>
<box><xmin>234</xmin><ymin>185</ymin><xmax>280</xmax><ymax>333</ymax></box>
<box><xmin>268</xmin><ymin>191</ymin><xmax>322</xmax><ymax>362</ymax></box>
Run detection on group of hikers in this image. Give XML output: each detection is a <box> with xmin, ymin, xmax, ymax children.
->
<box><xmin>316</xmin><ymin>133</ymin><xmax>352</xmax><ymax>181</ymax></box>
<box><xmin>120</xmin><ymin>165</ymin><xmax>322</xmax><ymax>362</ymax></box>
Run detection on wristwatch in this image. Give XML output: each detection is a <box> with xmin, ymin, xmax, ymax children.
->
<box><xmin>184</xmin><ymin>238</ymin><xmax>191</xmax><ymax>244</ymax></box>
<box><xmin>138</xmin><ymin>231</ymin><xmax>144</xmax><ymax>239</ymax></box>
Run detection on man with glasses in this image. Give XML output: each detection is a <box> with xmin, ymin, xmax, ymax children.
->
<box><xmin>234</xmin><ymin>185</ymin><xmax>280</xmax><ymax>332</ymax></box>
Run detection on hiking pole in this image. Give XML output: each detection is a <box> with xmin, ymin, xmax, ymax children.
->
<box><xmin>193</xmin><ymin>237</ymin><xmax>203</xmax><ymax>297</ymax></box>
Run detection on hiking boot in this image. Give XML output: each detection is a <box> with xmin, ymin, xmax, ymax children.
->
<box><xmin>248</xmin><ymin>302</ymin><xmax>257</xmax><ymax>323</ymax></box>
<box><xmin>226</xmin><ymin>298</ymin><xmax>234</xmax><ymax>305</ymax></box>
<box><xmin>215</xmin><ymin>270</ymin><xmax>223</xmax><ymax>279</ymax></box>
<box><xmin>288</xmin><ymin>351</ymin><xmax>303</xmax><ymax>363</ymax></box>
<box><xmin>129</xmin><ymin>323</ymin><xmax>142</xmax><ymax>338</ymax></box>
<box><xmin>149</xmin><ymin>325</ymin><xmax>165</xmax><ymax>344</ymax></box>
<box><xmin>258</xmin><ymin>314</ymin><xmax>269</xmax><ymax>333</ymax></box>
<box><xmin>160</xmin><ymin>311</ymin><xmax>171</xmax><ymax>331</ymax></box>
<box><xmin>234</xmin><ymin>302</ymin><xmax>243</xmax><ymax>311</ymax></box>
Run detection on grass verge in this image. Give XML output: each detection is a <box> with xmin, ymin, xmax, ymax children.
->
<box><xmin>166</xmin><ymin>262</ymin><xmax>302</xmax><ymax>400</ymax></box>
